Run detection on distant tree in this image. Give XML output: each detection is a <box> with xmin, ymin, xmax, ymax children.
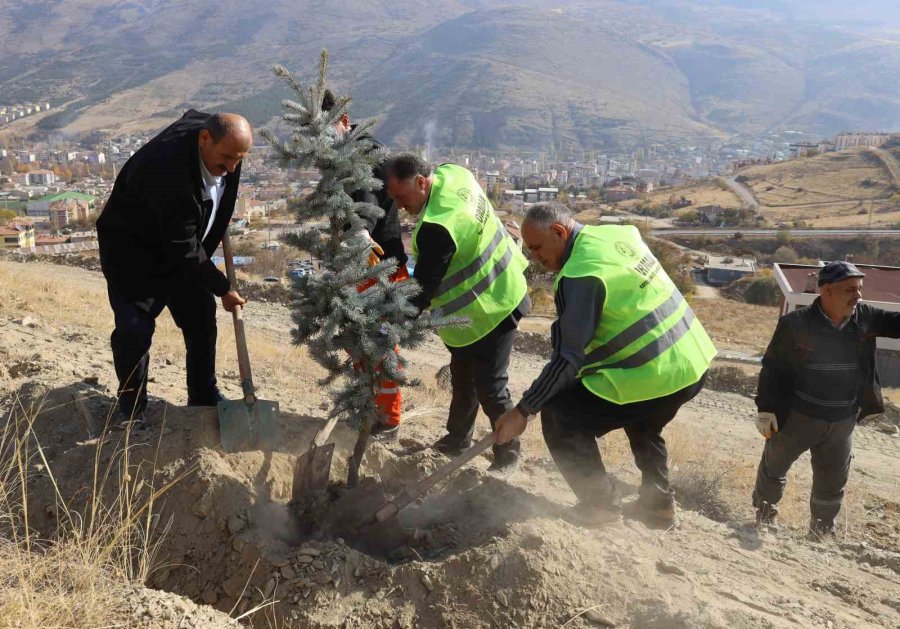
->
<box><xmin>744</xmin><ymin>274</ymin><xmax>781</xmax><ymax>306</ymax></box>
<box><xmin>0</xmin><ymin>208</ymin><xmax>17</xmax><ymax>224</ymax></box>
<box><xmin>776</xmin><ymin>228</ymin><xmax>792</xmax><ymax>247</ymax></box>
<box><xmin>773</xmin><ymin>245</ymin><xmax>798</xmax><ymax>264</ymax></box>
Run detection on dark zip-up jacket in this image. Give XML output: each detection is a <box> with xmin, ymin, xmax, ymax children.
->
<box><xmin>756</xmin><ymin>299</ymin><xmax>900</xmax><ymax>423</ymax></box>
<box><xmin>350</xmin><ymin>129</ymin><xmax>407</xmax><ymax>268</ymax></box>
<box><xmin>97</xmin><ymin>110</ymin><xmax>240</xmax><ymax>305</ymax></box>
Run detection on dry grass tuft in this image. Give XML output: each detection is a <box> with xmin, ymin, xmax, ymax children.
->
<box><xmin>0</xmin><ymin>392</ymin><xmax>191</xmax><ymax>628</ymax></box>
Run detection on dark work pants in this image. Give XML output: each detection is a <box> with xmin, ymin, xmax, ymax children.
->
<box><xmin>541</xmin><ymin>373</ymin><xmax>707</xmax><ymax>509</ymax></box>
<box><xmin>445</xmin><ymin>324</ymin><xmax>519</xmax><ymax>459</ymax></box>
<box><xmin>752</xmin><ymin>411</ymin><xmax>855</xmax><ymax>528</ymax></box>
<box><xmin>107</xmin><ymin>280</ymin><xmax>218</xmax><ymax>416</ymax></box>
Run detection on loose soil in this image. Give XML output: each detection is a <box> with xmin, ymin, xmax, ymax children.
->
<box><xmin>2</xmin><ymin>258</ymin><xmax>899</xmax><ymax>628</ymax></box>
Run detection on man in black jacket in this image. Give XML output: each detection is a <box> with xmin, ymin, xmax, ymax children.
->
<box><xmin>97</xmin><ymin>110</ymin><xmax>252</xmax><ymax>425</ymax></box>
<box><xmin>322</xmin><ymin>90</ymin><xmax>409</xmax><ymax>440</ymax></box>
<box><xmin>753</xmin><ymin>261</ymin><xmax>900</xmax><ymax>538</ymax></box>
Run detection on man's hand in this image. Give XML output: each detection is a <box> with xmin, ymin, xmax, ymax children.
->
<box><xmin>756</xmin><ymin>412</ymin><xmax>779</xmax><ymax>439</ymax></box>
<box><xmin>221</xmin><ymin>290</ymin><xmax>246</xmax><ymax>313</ymax></box>
<box><xmin>494</xmin><ymin>407</ymin><xmax>528</xmax><ymax>445</ymax></box>
<box><xmin>367</xmin><ymin>238</ymin><xmax>384</xmax><ymax>267</ymax></box>
<box><xmin>368</xmin><ymin>242</ymin><xmax>385</xmax><ymax>267</ymax></box>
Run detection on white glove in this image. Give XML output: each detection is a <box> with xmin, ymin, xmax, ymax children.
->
<box><xmin>756</xmin><ymin>412</ymin><xmax>779</xmax><ymax>439</ymax></box>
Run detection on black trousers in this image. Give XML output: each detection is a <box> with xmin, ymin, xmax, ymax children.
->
<box><xmin>541</xmin><ymin>373</ymin><xmax>707</xmax><ymax>508</ymax></box>
<box><xmin>445</xmin><ymin>323</ymin><xmax>519</xmax><ymax>458</ymax></box>
<box><xmin>107</xmin><ymin>280</ymin><xmax>218</xmax><ymax>416</ymax></box>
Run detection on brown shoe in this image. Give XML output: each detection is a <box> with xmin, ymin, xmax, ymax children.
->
<box><xmin>565</xmin><ymin>501</ymin><xmax>623</xmax><ymax>528</ymax></box>
<box><xmin>624</xmin><ymin>500</ymin><xmax>677</xmax><ymax>529</ymax></box>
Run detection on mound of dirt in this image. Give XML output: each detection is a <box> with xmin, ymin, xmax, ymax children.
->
<box><xmin>513</xmin><ymin>331</ymin><xmax>552</xmax><ymax>358</ymax></box>
<box><xmin>705</xmin><ymin>365</ymin><xmax>757</xmax><ymax>398</ymax></box>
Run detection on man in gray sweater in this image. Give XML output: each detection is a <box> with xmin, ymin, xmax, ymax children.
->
<box><xmin>753</xmin><ymin>261</ymin><xmax>900</xmax><ymax>539</ymax></box>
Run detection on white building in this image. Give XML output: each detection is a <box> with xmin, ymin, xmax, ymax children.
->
<box><xmin>26</xmin><ymin>170</ymin><xmax>56</xmax><ymax>186</ymax></box>
<box><xmin>833</xmin><ymin>132</ymin><xmax>896</xmax><ymax>151</ymax></box>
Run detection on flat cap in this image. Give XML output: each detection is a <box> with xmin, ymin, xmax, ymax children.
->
<box><xmin>818</xmin><ymin>260</ymin><xmax>866</xmax><ymax>286</ymax></box>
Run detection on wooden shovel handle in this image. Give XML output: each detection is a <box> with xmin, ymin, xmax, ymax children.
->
<box><xmin>221</xmin><ymin>231</ymin><xmax>255</xmax><ymax>403</ymax></box>
<box><xmin>376</xmin><ymin>432</ymin><xmax>497</xmax><ymax>521</ymax></box>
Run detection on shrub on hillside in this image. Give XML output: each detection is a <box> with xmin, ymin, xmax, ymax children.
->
<box><xmin>743</xmin><ymin>274</ymin><xmax>782</xmax><ymax>306</ymax></box>
<box><xmin>773</xmin><ymin>245</ymin><xmax>799</xmax><ymax>264</ymax></box>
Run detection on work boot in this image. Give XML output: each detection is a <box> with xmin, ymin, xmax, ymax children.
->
<box><xmin>371</xmin><ymin>422</ymin><xmax>400</xmax><ymax>442</ymax></box>
<box><xmin>565</xmin><ymin>501</ymin><xmax>623</xmax><ymax>528</ymax></box>
<box><xmin>808</xmin><ymin>519</ymin><xmax>836</xmax><ymax>542</ymax></box>
<box><xmin>432</xmin><ymin>434</ymin><xmax>472</xmax><ymax>457</ymax></box>
<box><xmin>488</xmin><ymin>448</ymin><xmax>520</xmax><ymax>475</ymax></box>
<box><xmin>187</xmin><ymin>388</ymin><xmax>226</xmax><ymax>407</ymax></box>
<box><xmin>110</xmin><ymin>407</ymin><xmax>147</xmax><ymax>432</ymax></box>
<box><xmin>623</xmin><ymin>499</ymin><xmax>677</xmax><ymax>529</ymax></box>
<box><xmin>755</xmin><ymin>501</ymin><xmax>779</xmax><ymax>529</ymax></box>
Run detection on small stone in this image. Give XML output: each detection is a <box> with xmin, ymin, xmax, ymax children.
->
<box><xmin>222</xmin><ymin>576</ymin><xmax>245</xmax><ymax>599</ymax></box>
<box><xmin>584</xmin><ymin>609</ymin><xmax>616</xmax><ymax>627</ymax></box>
<box><xmin>227</xmin><ymin>516</ymin><xmax>246</xmax><ymax>535</ymax></box>
<box><xmin>314</xmin><ymin>572</ymin><xmax>330</xmax><ymax>586</ymax></box>
<box><xmin>296</xmin><ymin>555</ymin><xmax>313</xmax><ymax>565</ymax></box>
<box><xmin>878</xmin><ymin>422</ymin><xmax>899</xmax><ymax>435</ymax></box>
<box><xmin>298</xmin><ymin>547</ymin><xmax>321</xmax><ymax>557</ymax></box>
<box><xmin>281</xmin><ymin>565</ymin><xmax>296</xmax><ymax>579</ymax></box>
<box><xmin>201</xmin><ymin>588</ymin><xmax>218</xmax><ymax>605</ymax></box>
<box><xmin>656</xmin><ymin>559</ymin><xmax>686</xmax><ymax>576</ymax></box>
<box><xmin>264</xmin><ymin>578</ymin><xmax>276</xmax><ymax>597</ymax></box>
<box><xmin>420</xmin><ymin>573</ymin><xmax>434</xmax><ymax>592</ymax></box>
<box><xmin>312</xmin><ymin>560</ymin><xmax>325</xmax><ymax>570</ymax></box>
<box><xmin>497</xmin><ymin>592</ymin><xmax>509</xmax><ymax>608</ymax></box>
<box><xmin>232</xmin><ymin>537</ymin><xmax>244</xmax><ymax>552</ymax></box>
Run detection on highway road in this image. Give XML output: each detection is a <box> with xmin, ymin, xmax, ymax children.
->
<box><xmin>653</xmin><ymin>228</ymin><xmax>900</xmax><ymax>237</ymax></box>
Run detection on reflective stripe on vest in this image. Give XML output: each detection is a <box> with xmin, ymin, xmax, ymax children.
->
<box><xmin>582</xmin><ymin>303</ymin><xmax>696</xmax><ymax>373</ymax></box>
<box><xmin>582</xmin><ymin>290</ymin><xmax>686</xmax><ymax>366</ymax></box>
<box><xmin>558</xmin><ymin>224</ymin><xmax>716</xmax><ymax>404</ymax></box>
<box><xmin>433</xmin><ymin>239</ymin><xmax>515</xmax><ymax>317</ymax></box>
<box><xmin>412</xmin><ymin>164</ymin><xmax>528</xmax><ymax>347</ymax></box>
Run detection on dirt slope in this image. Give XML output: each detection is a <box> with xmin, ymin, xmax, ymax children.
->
<box><xmin>1</xmin><ymin>258</ymin><xmax>898</xmax><ymax>628</ymax></box>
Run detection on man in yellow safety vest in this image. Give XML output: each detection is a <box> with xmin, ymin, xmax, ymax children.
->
<box><xmin>384</xmin><ymin>153</ymin><xmax>530</xmax><ymax>472</ymax></box>
<box><xmin>495</xmin><ymin>203</ymin><xmax>716</xmax><ymax>526</ymax></box>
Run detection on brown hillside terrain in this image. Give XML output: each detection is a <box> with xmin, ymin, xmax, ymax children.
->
<box><xmin>1</xmin><ymin>259</ymin><xmax>899</xmax><ymax>628</ymax></box>
<box><xmin>739</xmin><ymin>149</ymin><xmax>900</xmax><ymax>228</ymax></box>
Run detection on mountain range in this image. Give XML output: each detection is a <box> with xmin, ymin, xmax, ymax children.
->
<box><xmin>2</xmin><ymin>0</ymin><xmax>899</xmax><ymax>151</ymax></box>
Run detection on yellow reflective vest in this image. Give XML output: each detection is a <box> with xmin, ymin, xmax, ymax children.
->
<box><xmin>555</xmin><ymin>224</ymin><xmax>716</xmax><ymax>404</ymax></box>
<box><xmin>413</xmin><ymin>164</ymin><xmax>528</xmax><ymax>347</ymax></box>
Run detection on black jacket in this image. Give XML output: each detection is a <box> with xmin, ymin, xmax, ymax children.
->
<box><xmin>756</xmin><ymin>299</ymin><xmax>900</xmax><ymax>423</ymax></box>
<box><xmin>350</xmin><ymin>130</ymin><xmax>407</xmax><ymax>267</ymax></box>
<box><xmin>97</xmin><ymin>110</ymin><xmax>240</xmax><ymax>303</ymax></box>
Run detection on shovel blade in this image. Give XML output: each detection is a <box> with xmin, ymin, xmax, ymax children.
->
<box><xmin>292</xmin><ymin>442</ymin><xmax>336</xmax><ymax>502</ymax></box>
<box><xmin>218</xmin><ymin>399</ymin><xmax>281</xmax><ymax>453</ymax></box>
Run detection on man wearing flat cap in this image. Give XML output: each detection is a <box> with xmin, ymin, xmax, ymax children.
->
<box><xmin>752</xmin><ymin>261</ymin><xmax>900</xmax><ymax>539</ymax></box>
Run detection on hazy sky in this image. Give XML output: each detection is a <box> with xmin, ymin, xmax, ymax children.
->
<box><xmin>709</xmin><ymin>0</ymin><xmax>900</xmax><ymax>25</ymax></box>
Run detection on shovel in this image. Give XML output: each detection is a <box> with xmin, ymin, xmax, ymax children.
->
<box><xmin>323</xmin><ymin>430</ymin><xmax>502</xmax><ymax>554</ymax></box>
<box><xmin>217</xmin><ymin>230</ymin><xmax>281</xmax><ymax>453</ymax></box>
<box><xmin>291</xmin><ymin>415</ymin><xmax>339</xmax><ymax>503</ymax></box>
